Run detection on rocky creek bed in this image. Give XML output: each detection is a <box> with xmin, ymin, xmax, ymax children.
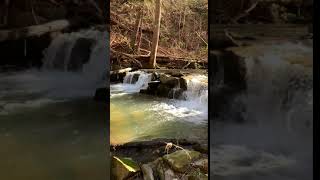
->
<box><xmin>109</xmin><ymin>69</ymin><xmax>208</xmax><ymax>180</ymax></box>
<box><xmin>111</xmin><ymin>139</ymin><xmax>208</xmax><ymax>180</ymax></box>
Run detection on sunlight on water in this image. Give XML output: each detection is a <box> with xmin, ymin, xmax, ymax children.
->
<box><xmin>110</xmin><ymin>72</ymin><xmax>208</xmax><ymax>145</ymax></box>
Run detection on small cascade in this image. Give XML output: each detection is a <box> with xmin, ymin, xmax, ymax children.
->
<box><xmin>231</xmin><ymin>42</ymin><xmax>313</xmax><ymax>133</ymax></box>
<box><xmin>111</xmin><ymin>71</ymin><xmax>152</xmax><ymax>94</ymax></box>
<box><xmin>211</xmin><ymin>42</ymin><xmax>313</xmax><ymax>179</ymax></box>
<box><xmin>183</xmin><ymin>75</ymin><xmax>208</xmax><ymax>107</ymax></box>
<box><xmin>111</xmin><ymin>71</ymin><xmax>208</xmax><ymax>121</ymax></box>
<box><xmin>123</xmin><ymin>71</ymin><xmax>152</xmax><ymax>91</ymax></box>
<box><xmin>42</xmin><ymin>30</ymin><xmax>108</xmax><ymax>82</ymax></box>
<box><xmin>0</xmin><ymin>29</ymin><xmax>109</xmax><ymax>115</ymax></box>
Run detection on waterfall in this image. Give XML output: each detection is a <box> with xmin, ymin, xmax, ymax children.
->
<box><xmin>123</xmin><ymin>71</ymin><xmax>152</xmax><ymax>89</ymax></box>
<box><xmin>239</xmin><ymin>42</ymin><xmax>313</xmax><ymax>133</ymax></box>
<box><xmin>181</xmin><ymin>75</ymin><xmax>208</xmax><ymax>112</ymax></box>
<box><xmin>211</xmin><ymin>42</ymin><xmax>313</xmax><ymax>179</ymax></box>
<box><xmin>1</xmin><ymin>30</ymin><xmax>109</xmax><ymax>101</ymax></box>
<box><xmin>110</xmin><ymin>71</ymin><xmax>208</xmax><ymax>123</ymax></box>
<box><xmin>118</xmin><ymin>71</ymin><xmax>208</xmax><ymax>105</ymax></box>
<box><xmin>111</xmin><ymin>71</ymin><xmax>152</xmax><ymax>94</ymax></box>
<box><xmin>42</xmin><ymin>30</ymin><xmax>108</xmax><ymax>82</ymax></box>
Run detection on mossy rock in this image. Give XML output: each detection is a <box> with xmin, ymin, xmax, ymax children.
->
<box><xmin>163</xmin><ymin>150</ymin><xmax>201</xmax><ymax>173</ymax></box>
<box><xmin>188</xmin><ymin>168</ymin><xmax>208</xmax><ymax>180</ymax></box>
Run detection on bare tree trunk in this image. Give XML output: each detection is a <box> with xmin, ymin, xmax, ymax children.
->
<box><xmin>136</xmin><ymin>15</ymin><xmax>143</xmax><ymax>54</ymax></box>
<box><xmin>149</xmin><ymin>0</ymin><xmax>161</xmax><ymax>69</ymax></box>
<box><xmin>132</xmin><ymin>8</ymin><xmax>142</xmax><ymax>54</ymax></box>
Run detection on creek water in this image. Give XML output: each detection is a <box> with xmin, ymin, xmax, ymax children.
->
<box><xmin>0</xmin><ymin>30</ymin><xmax>109</xmax><ymax>179</ymax></box>
<box><xmin>110</xmin><ymin>71</ymin><xmax>208</xmax><ymax>145</ymax></box>
<box><xmin>211</xmin><ymin>41</ymin><xmax>313</xmax><ymax>179</ymax></box>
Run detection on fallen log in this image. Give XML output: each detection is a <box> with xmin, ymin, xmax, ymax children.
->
<box><xmin>211</xmin><ymin>24</ymin><xmax>309</xmax><ymax>40</ymax></box>
<box><xmin>0</xmin><ymin>19</ymin><xmax>70</xmax><ymax>42</ymax></box>
<box><xmin>110</xmin><ymin>67</ymin><xmax>132</xmax><ymax>74</ymax></box>
<box><xmin>112</xmin><ymin>50</ymin><xmax>206</xmax><ymax>63</ymax></box>
<box><xmin>111</xmin><ymin>49</ymin><xmax>208</xmax><ymax>69</ymax></box>
<box><xmin>210</xmin><ymin>24</ymin><xmax>310</xmax><ymax>48</ymax></box>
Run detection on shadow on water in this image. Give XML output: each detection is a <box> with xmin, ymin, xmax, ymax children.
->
<box><xmin>0</xmin><ymin>98</ymin><xmax>108</xmax><ymax>180</ymax></box>
<box><xmin>0</xmin><ymin>30</ymin><xmax>110</xmax><ymax>179</ymax></box>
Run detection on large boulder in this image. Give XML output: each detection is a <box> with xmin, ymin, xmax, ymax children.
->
<box><xmin>159</xmin><ymin>74</ymin><xmax>180</xmax><ymax>88</ymax></box>
<box><xmin>110</xmin><ymin>72</ymin><xmax>126</xmax><ymax>83</ymax></box>
<box><xmin>141</xmin><ymin>164</ymin><xmax>155</xmax><ymax>180</ymax></box>
<box><xmin>163</xmin><ymin>150</ymin><xmax>201</xmax><ymax>173</ymax></box>
<box><xmin>140</xmin><ymin>150</ymin><xmax>206</xmax><ymax>180</ymax></box>
<box><xmin>131</xmin><ymin>73</ymin><xmax>140</xmax><ymax>84</ymax></box>
<box><xmin>156</xmin><ymin>84</ymin><xmax>171</xmax><ymax>98</ymax></box>
<box><xmin>67</xmin><ymin>38</ymin><xmax>95</xmax><ymax>71</ymax></box>
<box><xmin>179</xmin><ymin>78</ymin><xmax>188</xmax><ymax>90</ymax></box>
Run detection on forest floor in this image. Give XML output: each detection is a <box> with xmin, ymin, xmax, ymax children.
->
<box><xmin>110</xmin><ymin>0</ymin><xmax>208</xmax><ymax>70</ymax></box>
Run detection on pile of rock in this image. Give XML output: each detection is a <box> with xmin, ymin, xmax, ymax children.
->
<box><xmin>111</xmin><ymin>149</ymin><xmax>208</xmax><ymax>180</ymax></box>
<box><xmin>140</xmin><ymin>72</ymin><xmax>188</xmax><ymax>99</ymax></box>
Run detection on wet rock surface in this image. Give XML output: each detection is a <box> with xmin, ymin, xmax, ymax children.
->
<box><xmin>111</xmin><ymin>139</ymin><xmax>208</xmax><ymax>180</ymax></box>
<box><xmin>110</xmin><ymin>69</ymin><xmax>207</xmax><ymax>100</ymax></box>
<box><xmin>67</xmin><ymin>38</ymin><xmax>95</xmax><ymax>71</ymax></box>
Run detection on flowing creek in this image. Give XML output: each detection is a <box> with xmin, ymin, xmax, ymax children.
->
<box><xmin>110</xmin><ymin>71</ymin><xmax>208</xmax><ymax>145</ymax></box>
<box><xmin>0</xmin><ymin>30</ymin><xmax>108</xmax><ymax>179</ymax></box>
<box><xmin>211</xmin><ymin>41</ymin><xmax>313</xmax><ymax>179</ymax></box>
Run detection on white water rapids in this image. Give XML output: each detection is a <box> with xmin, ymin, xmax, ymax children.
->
<box><xmin>111</xmin><ymin>71</ymin><xmax>208</xmax><ymax>122</ymax></box>
<box><xmin>110</xmin><ymin>71</ymin><xmax>208</xmax><ymax>145</ymax></box>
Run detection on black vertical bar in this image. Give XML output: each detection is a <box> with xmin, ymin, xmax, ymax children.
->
<box><xmin>313</xmin><ymin>0</ymin><xmax>318</xmax><ymax>179</ymax></box>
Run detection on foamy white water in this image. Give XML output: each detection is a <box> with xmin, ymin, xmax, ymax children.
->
<box><xmin>0</xmin><ymin>30</ymin><xmax>109</xmax><ymax>115</ymax></box>
<box><xmin>240</xmin><ymin>42</ymin><xmax>313</xmax><ymax>133</ymax></box>
<box><xmin>111</xmin><ymin>71</ymin><xmax>208</xmax><ymax>123</ymax></box>
<box><xmin>111</xmin><ymin>71</ymin><xmax>152</xmax><ymax>95</ymax></box>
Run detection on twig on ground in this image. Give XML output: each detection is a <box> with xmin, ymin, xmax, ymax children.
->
<box><xmin>164</xmin><ymin>142</ymin><xmax>192</xmax><ymax>159</ymax></box>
